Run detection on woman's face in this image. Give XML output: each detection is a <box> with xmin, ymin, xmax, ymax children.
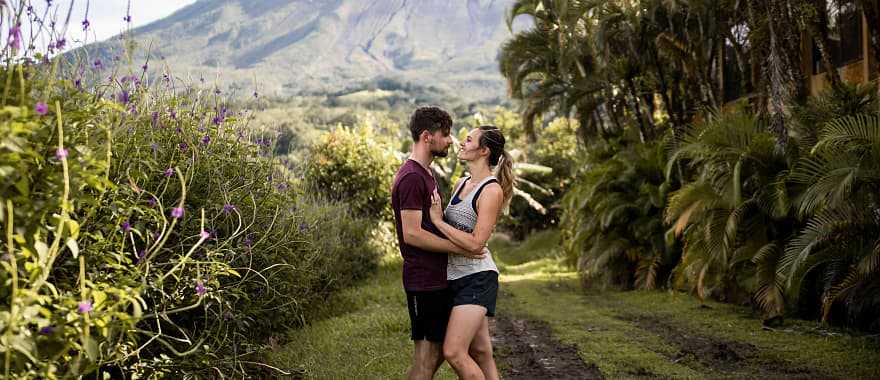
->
<box><xmin>457</xmin><ymin>128</ymin><xmax>487</xmax><ymax>162</ymax></box>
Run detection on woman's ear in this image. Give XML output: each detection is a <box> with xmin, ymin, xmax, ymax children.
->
<box><xmin>481</xmin><ymin>146</ymin><xmax>491</xmax><ymax>157</ymax></box>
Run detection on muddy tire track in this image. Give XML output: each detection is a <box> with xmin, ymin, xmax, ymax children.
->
<box><xmin>491</xmin><ymin>317</ymin><xmax>604</xmax><ymax>379</ymax></box>
<box><xmin>618</xmin><ymin>314</ymin><xmax>833</xmax><ymax>379</ymax></box>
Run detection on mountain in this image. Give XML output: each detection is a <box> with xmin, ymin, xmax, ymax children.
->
<box><xmin>87</xmin><ymin>0</ymin><xmax>528</xmax><ymax>103</ymax></box>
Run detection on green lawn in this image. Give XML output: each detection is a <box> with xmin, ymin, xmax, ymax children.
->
<box><xmin>268</xmin><ymin>230</ymin><xmax>880</xmax><ymax>379</ymax></box>
<box><xmin>265</xmin><ymin>254</ymin><xmax>458</xmax><ymax>379</ymax></box>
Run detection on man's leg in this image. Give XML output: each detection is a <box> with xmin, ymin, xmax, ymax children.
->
<box><xmin>443</xmin><ymin>305</ymin><xmax>487</xmax><ymax>380</ymax></box>
<box><xmin>468</xmin><ymin>316</ymin><xmax>499</xmax><ymax>380</ymax></box>
<box><xmin>408</xmin><ymin>340</ymin><xmax>443</xmax><ymax>380</ymax></box>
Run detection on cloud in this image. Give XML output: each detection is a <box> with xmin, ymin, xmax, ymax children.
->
<box><xmin>29</xmin><ymin>0</ymin><xmax>196</xmax><ymax>48</ymax></box>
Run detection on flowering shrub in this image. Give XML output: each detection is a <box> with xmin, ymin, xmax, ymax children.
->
<box><xmin>0</xmin><ymin>4</ymin><xmax>382</xmax><ymax>378</ymax></box>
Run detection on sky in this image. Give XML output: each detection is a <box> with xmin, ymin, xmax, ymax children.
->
<box><xmin>28</xmin><ymin>0</ymin><xmax>197</xmax><ymax>50</ymax></box>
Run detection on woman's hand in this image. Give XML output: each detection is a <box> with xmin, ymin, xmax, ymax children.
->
<box><xmin>429</xmin><ymin>189</ymin><xmax>444</xmax><ymax>223</ymax></box>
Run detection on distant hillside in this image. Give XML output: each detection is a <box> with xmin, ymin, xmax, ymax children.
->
<box><xmin>84</xmin><ymin>0</ymin><xmax>529</xmax><ymax>103</ymax></box>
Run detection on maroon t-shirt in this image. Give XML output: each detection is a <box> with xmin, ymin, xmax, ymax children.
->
<box><xmin>391</xmin><ymin>159</ymin><xmax>448</xmax><ymax>291</ymax></box>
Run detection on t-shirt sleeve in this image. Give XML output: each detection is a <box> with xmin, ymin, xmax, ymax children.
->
<box><xmin>397</xmin><ymin>173</ymin><xmax>427</xmax><ymax>210</ymax></box>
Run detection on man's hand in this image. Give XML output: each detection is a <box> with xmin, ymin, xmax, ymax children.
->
<box><xmin>459</xmin><ymin>246</ymin><xmax>488</xmax><ymax>260</ymax></box>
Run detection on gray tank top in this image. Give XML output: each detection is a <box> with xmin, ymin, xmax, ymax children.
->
<box><xmin>445</xmin><ymin>176</ymin><xmax>500</xmax><ymax>280</ymax></box>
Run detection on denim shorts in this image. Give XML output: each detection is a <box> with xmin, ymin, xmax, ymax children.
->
<box><xmin>449</xmin><ymin>271</ymin><xmax>499</xmax><ymax>317</ymax></box>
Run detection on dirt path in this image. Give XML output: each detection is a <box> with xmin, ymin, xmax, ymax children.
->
<box><xmin>491</xmin><ymin>317</ymin><xmax>604</xmax><ymax>379</ymax></box>
<box><xmin>618</xmin><ymin>314</ymin><xmax>832</xmax><ymax>379</ymax></box>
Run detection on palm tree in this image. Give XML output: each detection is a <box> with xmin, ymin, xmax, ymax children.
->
<box><xmin>665</xmin><ymin>112</ymin><xmax>792</xmax><ymax>311</ymax></box>
<box><xmin>784</xmin><ymin>107</ymin><xmax>880</xmax><ymax>326</ymax></box>
<box><xmin>562</xmin><ymin>135</ymin><xmax>674</xmax><ymax>289</ymax></box>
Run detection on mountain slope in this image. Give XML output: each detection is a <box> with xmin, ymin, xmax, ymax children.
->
<box><xmin>89</xmin><ymin>0</ymin><xmax>527</xmax><ymax>102</ymax></box>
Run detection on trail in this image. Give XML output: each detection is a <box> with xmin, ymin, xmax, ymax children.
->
<box><xmin>268</xmin><ymin>230</ymin><xmax>880</xmax><ymax>379</ymax></box>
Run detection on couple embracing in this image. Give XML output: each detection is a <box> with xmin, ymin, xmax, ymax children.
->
<box><xmin>391</xmin><ymin>106</ymin><xmax>514</xmax><ymax>380</ymax></box>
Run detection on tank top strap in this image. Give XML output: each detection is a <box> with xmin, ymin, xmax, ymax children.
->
<box><xmin>469</xmin><ymin>176</ymin><xmax>498</xmax><ymax>213</ymax></box>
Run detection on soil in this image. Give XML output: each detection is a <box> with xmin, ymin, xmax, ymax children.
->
<box><xmin>618</xmin><ymin>314</ymin><xmax>833</xmax><ymax>379</ymax></box>
<box><xmin>491</xmin><ymin>317</ymin><xmax>604</xmax><ymax>380</ymax></box>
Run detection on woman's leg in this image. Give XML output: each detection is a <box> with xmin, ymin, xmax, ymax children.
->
<box><xmin>443</xmin><ymin>305</ymin><xmax>487</xmax><ymax>380</ymax></box>
<box><xmin>468</xmin><ymin>316</ymin><xmax>499</xmax><ymax>380</ymax></box>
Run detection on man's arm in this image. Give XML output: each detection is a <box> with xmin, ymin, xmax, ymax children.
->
<box><xmin>431</xmin><ymin>185</ymin><xmax>502</xmax><ymax>254</ymax></box>
<box><xmin>401</xmin><ymin>209</ymin><xmax>485</xmax><ymax>258</ymax></box>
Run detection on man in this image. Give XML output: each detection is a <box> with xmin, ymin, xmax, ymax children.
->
<box><xmin>391</xmin><ymin>106</ymin><xmax>486</xmax><ymax>380</ymax></box>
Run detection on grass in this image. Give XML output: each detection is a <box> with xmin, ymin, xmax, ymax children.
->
<box><xmin>495</xmin><ymin>231</ymin><xmax>880</xmax><ymax>379</ymax></box>
<box><xmin>268</xmin><ymin>229</ymin><xmax>880</xmax><ymax>379</ymax></box>
<box><xmin>266</xmin><ymin>254</ymin><xmax>458</xmax><ymax>379</ymax></box>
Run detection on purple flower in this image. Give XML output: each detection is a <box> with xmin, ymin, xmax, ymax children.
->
<box><xmin>253</xmin><ymin>91</ymin><xmax>259</xmax><ymax>98</ymax></box>
<box><xmin>299</xmin><ymin>223</ymin><xmax>308</xmax><ymax>232</ymax></box>
<box><xmin>137</xmin><ymin>249</ymin><xmax>146</xmax><ymax>263</ymax></box>
<box><xmin>7</xmin><ymin>24</ymin><xmax>21</xmax><ymax>51</ymax></box>
<box><xmin>55</xmin><ymin>38</ymin><xmax>66</xmax><ymax>50</ymax></box>
<box><xmin>201</xmin><ymin>135</ymin><xmax>211</xmax><ymax>145</ymax></box>
<box><xmin>163</xmin><ymin>167</ymin><xmax>174</xmax><ymax>177</ymax></box>
<box><xmin>39</xmin><ymin>326</ymin><xmax>55</xmax><ymax>335</ymax></box>
<box><xmin>151</xmin><ymin>111</ymin><xmax>159</xmax><ymax>126</ymax></box>
<box><xmin>200</xmin><ymin>230</ymin><xmax>210</xmax><ymax>239</ymax></box>
<box><xmin>212</xmin><ymin>115</ymin><xmax>224</xmax><ymax>125</ymax></box>
<box><xmin>147</xmin><ymin>197</ymin><xmax>157</xmax><ymax>207</ymax></box>
<box><xmin>150</xmin><ymin>142</ymin><xmax>159</xmax><ymax>151</ymax></box>
<box><xmin>82</xmin><ymin>19</ymin><xmax>90</xmax><ymax>31</ymax></box>
<box><xmin>141</xmin><ymin>64</ymin><xmax>148</xmax><ymax>71</ymax></box>
<box><xmin>117</xmin><ymin>91</ymin><xmax>130</xmax><ymax>104</ymax></box>
<box><xmin>78</xmin><ymin>301</ymin><xmax>92</xmax><ymax>314</ymax></box>
<box><xmin>55</xmin><ymin>148</ymin><xmax>68</xmax><ymax>160</ymax></box>
<box><xmin>35</xmin><ymin>102</ymin><xmax>49</xmax><ymax>115</ymax></box>
<box><xmin>179</xmin><ymin>142</ymin><xmax>188</xmax><ymax>152</ymax></box>
<box><xmin>195</xmin><ymin>281</ymin><xmax>206</xmax><ymax>296</ymax></box>
<box><xmin>74</xmin><ymin>78</ymin><xmax>82</xmax><ymax>90</ymax></box>
<box><xmin>223</xmin><ymin>204</ymin><xmax>236</xmax><ymax>214</ymax></box>
<box><xmin>93</xmin><ymin>59</ymin><xmax>103</xmax><ymax>70</ymax></box>
<box><xmin>124</xmin><ymin>15</ymin><xmax>132</xmax><ymax>23</ymax></box>
<box><xmin>244</xmin><ymin>233</ymin><xmax>253</xmax><ymax>247</ymax></box>
<box><xmin>121</xmin><ymin>221</ymin><xmax>131</xmax><ymax>233</ymax></box>
<box><xmin>171</xmin><ymin>207</ymin><xmax>184</xmax><ymax>218</ymax></box>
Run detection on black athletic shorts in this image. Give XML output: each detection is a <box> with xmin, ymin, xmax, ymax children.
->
<box><xmin>405</xmin><ymin>287</ymin><xmax>453</xmax><ymax>342</ymax></box>
<box><xmin>449</xmin><ymin>271</ymin><xmax>499</xmax><ymax>317</ymax></box>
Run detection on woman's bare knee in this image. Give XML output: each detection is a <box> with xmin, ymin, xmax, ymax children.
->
<box><xmin>469</xmin><ymin>341</ymin><xmax>493</xmax><ymax>361</ymax></box>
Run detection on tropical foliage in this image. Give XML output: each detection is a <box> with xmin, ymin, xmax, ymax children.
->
<box><xmin>502</xmin><ymin>0</ymin><xmax>880</xmax><ymax>331</ymax></box>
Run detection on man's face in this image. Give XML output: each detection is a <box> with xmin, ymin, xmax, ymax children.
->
<box><xmin>426</xmin><ymin>130</ymin><xmax>453</xmax><ymax>158</ymax></box>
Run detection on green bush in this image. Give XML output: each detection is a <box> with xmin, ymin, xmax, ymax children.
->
<box><xmin>560</xmin><ymin>135</ymin><xmax>675</xmax><ymax>290</ymax></box>
<box><xmin>0</xmin><ymin>57</ymin><xmax>382</xmax><ymax>379</ymax></box>
<box><xmin>304</xmin><ymin>125</ymin><xmax>397</xmax><ymax>220</ymax></box>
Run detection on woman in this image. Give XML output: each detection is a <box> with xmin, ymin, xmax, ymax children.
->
<box><xmin>429</xmin><ymin>125</ymin><xmax>514</xmax><ymax>380</ymax></box>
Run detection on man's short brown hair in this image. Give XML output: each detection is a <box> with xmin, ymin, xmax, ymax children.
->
<box><xmin>409</xmin><ymin>106</ymin><xmax>452</xmax><ymax>141</ymax></box>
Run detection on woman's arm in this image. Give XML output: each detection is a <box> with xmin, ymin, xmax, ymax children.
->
<box><xmin>429</xmin><ymin>184</ymin><xmax>503</xmax><ymax>255</ymax></box>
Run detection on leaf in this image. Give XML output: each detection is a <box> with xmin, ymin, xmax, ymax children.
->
<box><xmin>67</xmin><ymin>219</ymin><xmax>80</xmax><ymax>239</ymax></box>
<box><xmin>92</xmin><ymin>290</ymin><xmax>107</xmax><ymax>308</ymax></box>
<box><xmin>66</xmin><ymin>238</ymin><xmax>80</xmax><ymax>258</ymax></box>
<box><xmin>83</xmin><ymin>335</ymin><xmax>98</xmax><ymax>361</ymax></box>
<box><xmin>34</xmin><ymin>241</ymin><xmax>49</xmax><ymax>263</ymax></box>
